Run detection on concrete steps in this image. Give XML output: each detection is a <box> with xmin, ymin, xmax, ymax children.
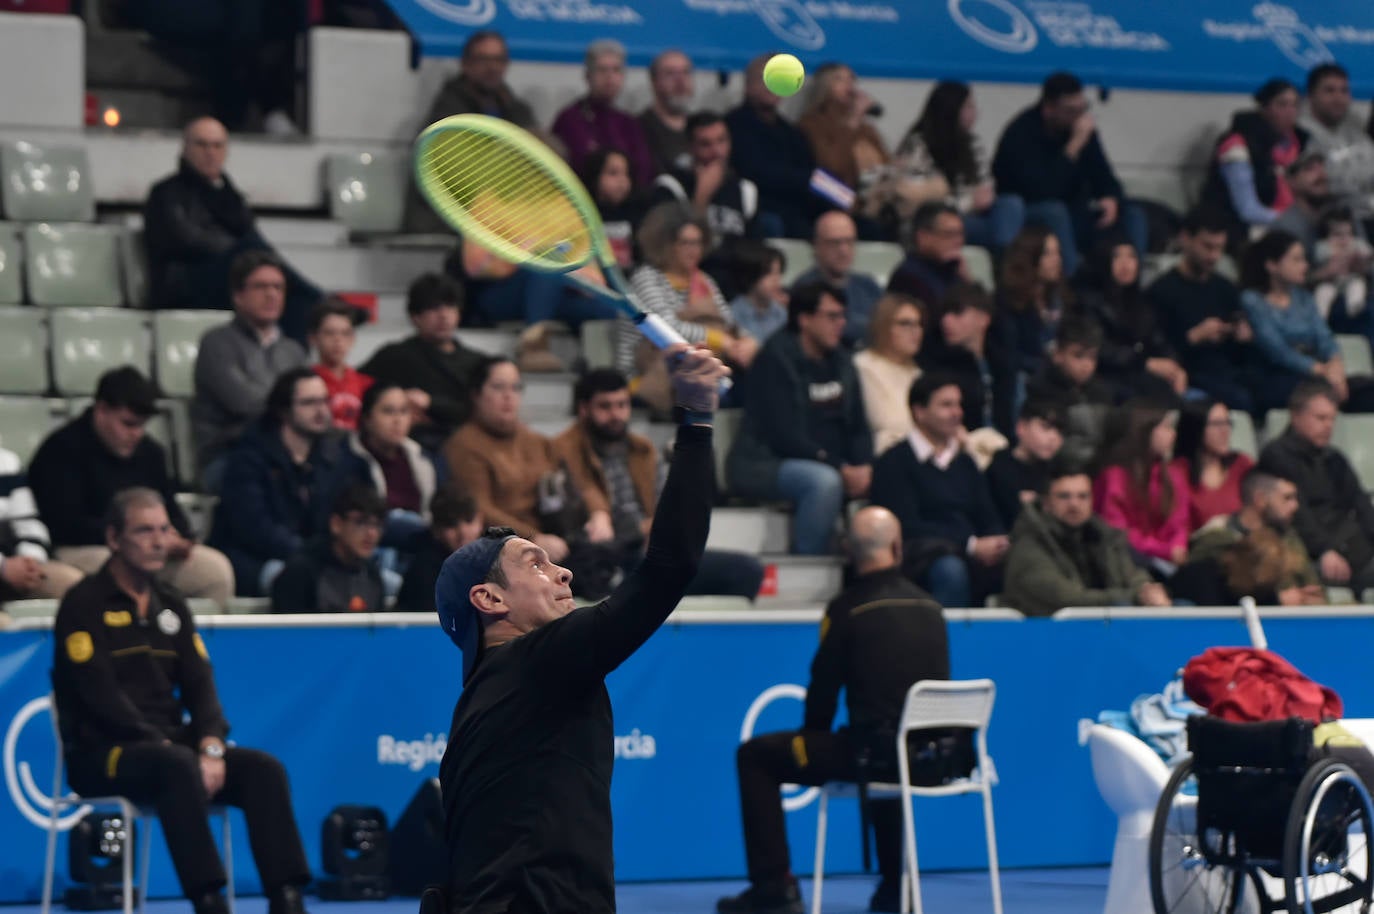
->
<box><xmin>758</xmin><ymin>554</ymin><xmax>844</xmax><ymax>603</ymax></box>
<box><xmin>280</xmin><ymin>243</ymin><xmax>446</xmax><ymax>294</ymax></box>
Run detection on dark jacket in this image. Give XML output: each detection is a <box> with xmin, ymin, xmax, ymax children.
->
<box><xmin>1259</xmin><ymin>428</ymin><xmax>1374</xmax><ymax>567</ymax></box>
<box><xmin>1023</xmin><ymin>360</ymin><xmax>1114</xmax><ymax>411</ymax></box>
<box><xmin>1147</xmin><ymin>268</ymin><xmax>1251</xmax><ymax>383</ymax></box>
<box><xmin>1201</xmin><ymin>110</ymin><xmax>1310</xmax><ymax>237</ymax></box>
<box><xmin>1188</xmin><ymin>512</ymin><xmax>1322</xmax><ymax>593</ymax></box>
<box><xmin>207</xmin><ymin>421</ymin><xmax>348</xmax><ymax>596</ymax></box>
<box><xmin>725</xmin><ymin>103</ymin><xmax>816</xmax><ymax>236</ymax></box>
<box><xmin>917</xmin><ymin>322</ymin><xmax>1018</xmax><ymax>437</ymax></box>
<box><xmin>886</xmin><ymin>255</ymin><xmax>962</xmax><ymax>309</ymax></box>
<box><xmin>870</xmin><ymin>437</ymin><xmax>1004</xmax><ymax>548</ymax></box>
<box><xmin>726</xmin><ymin>329</ymin><xmax>871</xmax><ymax>496</ymax></box>
<box><xmin>985</xmin><ymin>448</ymin><xmax>1047</xmax><ymax>530</ymax></box>
<box><xmin>270</xmin><ymin>537</ymin><xmax>387</xmax><ymax>614</ymax></box>
<box><xmin>29</xmin><ymin>409</ymin><xmax>192</xmax><ymax>548</ymax></box>
<box><xmin>143</xmin><ymin>159</ymin><xmax>255</xmax><ymax>308</ymax></box>
<box><xmin>992</xmin><ymin>106</ymin><xmax>1124</xmax><ymax>206</ymax></box>
<box><xmin>358</xmin><ymin>336</ymin><xmax>485</xmax><ymax>453</ymax></box>
<box><xmin>52</xmin><ymin>564</ymin><xmax>228</xmax><ymax>755</ymax></box>
<box><xmin>396</xmin><ymin>531</ymin><xmax>449</xmax><ymax>615</ymax></box>
<box><xmin>1073</xmin><ymin>283</ymin><xmax>1175</xmax><ymax>381</ymax></box>
<box><xmin>1002</xmin><ymin>502</ymin><xmax>1149</xmax><ymax>618</ymax></box>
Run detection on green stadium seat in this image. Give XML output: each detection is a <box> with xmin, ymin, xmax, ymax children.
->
<box><xmin>0</xmin><ymin>142</ymin><xmax>96</xmax><ymax>223</ymax></box>
<box><xmin>23</xmin><ymin>223</ymin><xmax>124</xmax><ymax>307</ymax></box>
<box><xmin>49</xmin><ymin>308</ymin><xmax>150</xmax><ymax>396</ymax></box>
<box><xmin>0</xmin><ymin>224</ymin><xmax>22</xmax><ymax>304</ymax></box>
<box><xmin>580</xmin><ymin>319</ymin><xmax>617</xmax><ymax>370</ymax></box>
<box><xmin>771</xmin><ymin>238</ymin><xmax>814</xmax><ymax>287</ymax></box>
<box><xmin>852</xmin><ymin>241</ymin><xmax>904</xmax><ymax>287</ymax></box>
<box><xmin>0</xmin><ymin>396</ymin><xmax>61</xmax><ymax>465</ymax></box>
<box><xmin>1337</xmin><ymin>334</ymin><xmax>1373</xmax><ymax>376</ymax></box>
<box><xmin>0</xmin><ymin>307</ymin><xmax>48</xmax><ymax>395</ymax></box>
<box><xmin>153</xmin><ymin>310</ymin><xmax>227</xmax><ymax>398</ymax></box>
<box><xmin>1261</xmin><ymin>409</ymin><xmax>1289</xmax><ymax>446</ymax></box>
<box><xmin>962</xmin><ymin>245</ymin><xmax>994</xmax><ymax>291</ymax></box>
<box><xmin>1229</xmin><ymin>409</ymin><xmax>1257</xmax><ymax>459</ymax></box>
<box><xmin>714</xmin><ymin>408</ymin><xmax>742</xmax><ymax>492</ymax></box>
<box><xmin>325</xmin><ymin>152</ymin><xmax>407</xmax><ymax>235</ymax></box>
<box><xmin>119</xmin><ymin>227</ymin><xmax>147</xmax><ymax>308</ymax></box>
<box><xmin>1334</xmin><ymin>414</ymin><xmax>1374</xmax><ymax>491</ymax></box>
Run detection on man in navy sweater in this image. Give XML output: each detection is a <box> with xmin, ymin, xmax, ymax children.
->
<box><xmin>726</xmin><ymin>53</ymin><xmax>818</xmax><ymax>238</ymax></box>
<box><xmin>870</xmin><ymin>373</ymin><xmax>1007</xmax><ymax>607</ymax></box>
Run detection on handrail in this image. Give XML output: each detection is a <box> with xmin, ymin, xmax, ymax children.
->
<box><xmin>1051</xmin><ymin>605</ymin><xmax>1374</xmax><ymax>621</ymax></box>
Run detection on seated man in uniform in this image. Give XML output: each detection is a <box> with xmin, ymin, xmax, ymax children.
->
<box><xmin>718</xmin><ymin>506</ymin><xmax>951</xmax><ymax>914</ymax></box>
<box><xmin>52</xmin><ymin>488</ymin><xmax>312</xmax><ymax>914</ymax></box>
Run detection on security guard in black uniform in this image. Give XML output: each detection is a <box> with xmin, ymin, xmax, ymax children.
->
<box><xmin>52</xmin><ymin>487</ymin><xmax>311</xmax><ymax>914</ymax></box>
<box><xmin>718</xmin><ymin>506</ymin><xmax>954</xmax><ymax>914</ymax></box>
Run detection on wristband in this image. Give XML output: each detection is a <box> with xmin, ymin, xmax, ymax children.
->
<box><xmin>673</xmin><ymin>406</ymin><xmax>714</xmax><ymax>427</ymax></box>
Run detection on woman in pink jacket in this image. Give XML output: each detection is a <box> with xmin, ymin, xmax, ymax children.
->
<box><xmin>1094</xmin><ymin>401</ymin><xmax>1192</xmax><ymax>566</ymax></box>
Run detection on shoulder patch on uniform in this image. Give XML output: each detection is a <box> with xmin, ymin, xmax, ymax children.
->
<box><xmin>103</xmin><ymin>610</ymin><xmax>132</xmax><ymax>628</ymax></box>
<box><xmin>193</xmin><ymin>633</ymin><xmax>209</xmax><ymax>661</ymax></box>
<box><xmin>66</xmin><ymin>631</ymin><xmax>94</xmax><ymax>664</ymax></box>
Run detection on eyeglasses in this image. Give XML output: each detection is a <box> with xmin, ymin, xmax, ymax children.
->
<box><xmin>1206</xmin><ymin>417</ymin><xmax>1234</xmax><ymax>429</ymax></box>
<box><xmin>485</xmin><ymin>382</ymin><xmax>524</xmax><ymax>395</ymax></box>
<box><xmin>893</xmin><ymin>318</ymin><xmax>921</xmax><ymax>329</ymax></box>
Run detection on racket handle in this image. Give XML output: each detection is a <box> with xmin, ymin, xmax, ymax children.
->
<box><xmin>636</xmin><ymin>313</ymin><xmax>734</xmax><ymax>394</ymax></box>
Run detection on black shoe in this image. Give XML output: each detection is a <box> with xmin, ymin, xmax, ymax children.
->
<box><xmin>869</xmin><ymin>878</ymin><xmax>901</xmax><ymax>913</ymax></box>
<box><xmin>191</xmin><ymin>891</ymin><xmax>229</xmax><ymax>914</ymax></box>
<box><xmin>716</xmin><ymin>880</ymin><xmax>804</xmax><ymax>914</ymax></box>
<box><xmin>268</xmin><ymin>884</ymin><xmax>309</xmax><ymax>914</ymax></box>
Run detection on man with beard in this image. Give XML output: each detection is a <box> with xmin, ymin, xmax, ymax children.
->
<box><xmin>1188</xmin><ymin>467</ymin><xmax>1326</xmax><ymax>604</ymax></box>
<box><xmin>639</xmin><ymin>49</ymin><xmax>696</xmax><ymax>175</ymax></box>
<box><xmin>1301</xmin><ymin>62</ymin><xmax>1374</xmax><ymax>227</ymax></box>
<box><xmin>553</xmin><ymin>368</ymin><xmax>763</xmax><ymax>599</ymax></box>
<box><xmin>1273</xmin><ymin>150</ymin><xmax>1335</xmax><ymax>259</ymax></box>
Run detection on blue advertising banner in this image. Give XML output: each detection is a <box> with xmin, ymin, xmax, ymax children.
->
<box><xmin>3</xmin><ymin>611</ymin><xmax>1374</xmax><ymax>901</ymax></box>
<box><xmin>385</xmin><ymin>1</ymin><xmax>1374</xmax><ymax>95</ymax></box>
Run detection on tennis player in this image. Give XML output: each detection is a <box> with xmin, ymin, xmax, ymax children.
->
<box><xmin>433</xmin><ymin>343</ymin><xmax>726</xmax><ymax>914</ymax></box>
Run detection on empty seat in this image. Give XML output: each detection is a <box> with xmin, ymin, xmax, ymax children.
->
<box><xmin>153</xmin><ymin>310</ymin><xmax>228</xmax><ymax>398</ymax></box>
<box><xmin>1335</xmin><ymin>414</ymin><xmax>1374</xmax><ymax>491</ymax></box>
<box><xmin>1337</xmin><ymin>334</ymin><xmax>1373</xmax><ymax>376</ymax></box>
<box><xmin>962</xmin><ymin>245</ymin><xmax>994</xmax><ymax>291</ymax></box>
<box><xmin>0</xmin><ymin>396</ymin><xmax>60</xmax><ymax>465</ymax></box>
<box><xmin>1261</xmin><ymin>409</ymin><xmax>1289</xmax><ymax>446</ymax></box>
<box><xmin>771</xmin><ymin>238</ymin><xmax>814</xmax><ymax>287</ymax></box>
<box><xmin>49</xmin><ymin>308</ymin><xmax>150</xmax><ymax>396</ymax></box>
<box><xmin>1229</xmin><ymin>410</ymin><xmax>1257</xmax><ymax>459</ymax></box>
<box><xmin>23</xmin><ymin>223</ymin><xmax>123</xmax><ymax>307</ymax></box>
<box><xmin>0</xmin><ymin>307</ymin><xmax>47</xmax><ymax>394</ymax></box>
<box><xmin>0</xmin><ymin>142</ymin><xmax>95</xmax><ymax>223</ymax></box>
<box><xmin>852</xmin><ymin>241</ymin><xmax>904</xmax><ymax>287</ymax></box>
<box><xmin>325</xmin><ymin>152</ymin><xmax>407</xmax><ymax>235</ymax></box>
<box><xmin>0</xmin><ymin>223</ymin><xmax>22</xmax><ymax>304</ymax></box>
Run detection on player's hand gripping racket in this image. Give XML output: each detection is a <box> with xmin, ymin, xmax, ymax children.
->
<box><xmin>413</xmin><ymin>114</ymin><xmax>730</xmax><ymax>392</ymax></box>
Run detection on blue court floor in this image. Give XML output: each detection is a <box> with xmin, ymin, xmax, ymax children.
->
<box><xmin>6</xmin><ymin>867</ymin><xmax>1109</xmax><ymax>914</ymax></box>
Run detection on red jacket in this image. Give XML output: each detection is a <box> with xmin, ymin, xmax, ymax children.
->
<box><xmin>1183</xmin><ymin>646</ymin><xmax>1342</xmax><ymax>723</ymax></box>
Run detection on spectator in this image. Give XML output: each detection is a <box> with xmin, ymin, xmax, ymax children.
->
<box><xmin>394</xmin><ymin>484</ymin><xmax>483</xmax><ymax>615</ymax></box>
<box><xmin>1259</xmin><ymin>379</ymin><xmax>1374</xmax><ymax>591</ymax></box>
<box><xmin>619</xmin><ymin>204</ymin><xmax>756</xmax><ymax>413</ymax></box>
<box><xmin>854</xmin><ymin>293</ymin><xmax>925</xmax><ymax>454</ymax></box>
<box><xmin>1000</xmin><ymin>224</ymin><xmax>1072</xmax><ymax>378</ymax></box>
<box><xmin>553</xmin><ymin>369</ymin><xmax>764</xmax><ymax>599</ymax></box>
<box><xmin>1302</xmin><ymin>62</ymin><xmax>1374</xmax><ymax>227</ymax></box>
<box><xmin>870</xmin><ymin>374</ymin><xmax>1006</xmax><ymax>607</ymax></box>
<box><xmin>1188</xmin><ymin>467</ymin><xmax>1324</xmax><ymax>604</ymax></box>
<box><xmin>30</xmin><ymin>367</ymin><xmax>235</xmax><ymax>605</ymax></box>
<box><xmin>652</xmin><ymin>111</ymin><xmax>758</xmax><ymax>275</ymax></box>
<box><xmin>986</xmin><ymin>399</ymin><xmax>1065</xmax><ymax>530</ymax></box>
<box><xmin>1240</xmin><ymin>230</ymin><xmax>1374</xmax><ymax>413</ymax></box>
<box><xmin>797</xmin><ymin>63</ymin><xmax>890</xmax><ymax>231</ymax></box>
<box><xmin>270</xmin><ymin>485</ymin><xmax>387</xmax><ymax>614</ymax></box>
<box><xmin>191</xmin><ymin>250</ymin><xmax>309</xmax><ymax>488</ymax></box>
<box><xmin>208</xmin><ymin>369</ymin><xmax>346</xmax><ymax>596</ymax></box>
<box><xmin>308</xmin><ymin>297</ymin><xmax>372</xmax><ymax>431</ymax></box>
<box><xmin>991</xmin><ymin>71</ymin><xmax>1145</xmax><ymax>275</ymax></box>
<box><xmin>892</xmin><ymin>81</ymin><xmax>1025</xmax><ymax>252</ymax></box>
<box><xmin>404</xmin><ymin>31</ymin><xmax>540</xmax><ymax>234</ymax></box>
<box><xmin>726</xmin><ymin>53</ymin><xmax>818</xmax><ymax>238</ymax></box>
<box><xmin>1272</xmin><ymin>150</ymin><xmax>1334</xmax><ymax>259</ymax></box>
<box><xmin>551</xmin><ymin>40</ymin><xmax>654</xmax><ymax>187</ymax></box>
<box><xmin>1201</xmin><ymin>78</ymin><xmax>1307</xmax><ymax>248</ymax></box>
<box><xmin>638</xmin><ymin>49</ymin><xmax>695</xmax><ymax>175</ymax></box>
<box><xmin>1311</xmin><ymin>206</ymin><xmax>1374</xmax><ymax>335</ymax></box>
<box><xmin>1094</xmin><ymin>400</ymin><xmax>1191</xmax><ymax>569</ymax></box>
<box><xmin>1024</xmin><ymin>313</ymin><xmax>1113</xmax><ymax>412</ymax></box>
<box><xmin>919</xmin><ymin>281</ymin><xmax>1017</xmax><ymax>436</ymax></box>
<box><xmin>727</xmin><ymin>282</ymin><xmax>872</xmax><ymax>555</ymax></box>
<box><xmin>1172</xmin><ymin>398</ymin><xmax>1255</xmax><ymax>531</ymax></box>
<box><xmin>359</xmin><ymin>273</ymin><xmax>485</xmax><ymax>452</ymax></box>
<box><xmin>728</xmin><ymin>240</ymin><xmax>789</xmax><ymax>344</ymax></box>
<box><xmin>1003</xmin><ymin>458</ymin><xmax>1168</xmax><ymax>617</ymax></box>
<box><xmin>886</xmin><ymin>202</ymin><xmax>966</xmax><ymax>311</ymax></box>
<box><xmin>792</xmin><ymin>211</ymin><xmax>884</xmax><ymax>346</ymax></box>
<box><xmin>1074</xmin><ymin>237</ymin><xmax>1187</xmax><ymax>399</ymax></box>
<box><xmin>1148</xmin><ymin>208</ymin><xmax>1256</xmax><ymax>411</ymax></box>
<box><xmin>1172</xmin><ymin>526</ymin><xmax>1318</xmax><ymax>607</ymax></box>
<box><xmin>0</xmin><ymin>446</ymin><xmax>82</xmax><ymax>601</ymax></box>
<box><xmin>582</xmin><ymin>148</ymin><xmax>646</xmax><ymax>272</ymax></box>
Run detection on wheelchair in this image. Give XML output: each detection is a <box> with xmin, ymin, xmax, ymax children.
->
<box><xmin>1148</xmin><ymin>715</ymin><xmax>1374</xmax><ymax>914</ymax></box>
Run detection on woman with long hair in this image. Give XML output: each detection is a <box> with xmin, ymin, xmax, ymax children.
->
<box><xmin>796</xmin><ymin>62</ymin><xmax>891</xmax><ymax>230</ymax></box>
<box><xmin>853</xmin><ymin>292</ymin><xmax>925</xmax><ymax>454</ymax></box>
<box><xmin>579</xmin><ymin>147</ymin><xmax>644</xmax><ymax>272</ymax></box>
<box><xmin>1094</xmin><ymin>400</ymin><xmax>1192</xmax><ymax>566</ymax></box>
<box><xmin>999</xmin><ymin>225</ymin><xmax>1072</xmax><ymax>377</ymax></box>
<box><xmin>889</xmin><ymin>81</ymin><xmax>1025</xmax><ymax>251</ymax></box>
<box><xmin>1171</xmin><ymin>398</ymin><xmax>1254</xmax><ymax>530</ymax></box>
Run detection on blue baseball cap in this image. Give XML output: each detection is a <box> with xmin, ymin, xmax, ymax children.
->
<box><xmin>435</xmin><ymin>529</ymin><xmax>517</xmax><ymax>683</ymax></box>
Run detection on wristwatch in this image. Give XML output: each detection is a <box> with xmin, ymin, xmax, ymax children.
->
<box><xmin>202</xmin><ymin>742</ymin><xmax>225</xmax><ymax>760</ymax></box>
<box><xmin>672</xmin><ymin>406</ymin><xmax>714</xmax><ymax>427</ymax></box>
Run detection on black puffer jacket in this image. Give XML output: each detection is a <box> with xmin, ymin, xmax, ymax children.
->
<box><xmin>143</xmin><ymin>158</ymin><xmax>256</xmax><ymax>308</ymax></box>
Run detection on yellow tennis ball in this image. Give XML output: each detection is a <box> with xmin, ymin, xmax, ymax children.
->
<box><xmin>763</xmin><ymin>54</ymin><xmax>805</xmax><ymax>98</ymax></box>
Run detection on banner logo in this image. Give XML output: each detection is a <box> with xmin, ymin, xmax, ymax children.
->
<box><xmin>414</xmin><ymin>0</ymin><xmax>497</xmax><ymax>26</ymax></box>
<box><xmin>4</xmin><ymin>695</ymin><xmax>89</xmax><ymax>830</ymax></box>
<box><xmin>741</xmin><ymin>684</ymin><xmax>817</xmax><ymax>811</ymax></box>
<box><xmin>749</xmin><ymin>0</ymin><xmax>826</xmax><ymax>51</ymax></box>
<box><xmin>948</xmin><ymin>0</ymin><xmax>1038</xmax><ymax>54</ymax></box>
<box><xmin>1254</xmin><ymin>3</ymin><xmax>1333</xmax><ymax>68</ymax></box>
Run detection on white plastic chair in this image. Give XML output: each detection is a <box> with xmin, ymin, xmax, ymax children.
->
<box><xmin>811</xmin><ymin>679</ymin><xmax>1002</xmax><ymax>914</ymax></box>
<box><xmin>40</xmin><ymin>695</ymin><xmax>234</xmax><ymax>914</ymax></box>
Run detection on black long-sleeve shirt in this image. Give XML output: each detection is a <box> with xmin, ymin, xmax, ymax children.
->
<box><xmin>992</xmin><ymin>106</ymin><xmax>1123</xmax><ymax>205</ymax></box>
<box><xmin>439</xmin><ymin>424</ymin><xmax>713</xmax><ymax>914</ymax></box>
<box><xmin>1259</xmin><ymin>429</ymin><xmax>1374</xmax><ymax>567</ymax></box>
<box><xmin>52</xmin><ymin>564</ymin><xmax>228</xmax><ymax>755</ymax></box>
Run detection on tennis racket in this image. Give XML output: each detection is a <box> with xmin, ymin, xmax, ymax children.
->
<box><xmin>413</xmin><ymin>114</ymin><xmax>729</xmax><ymax>390</ymax></box>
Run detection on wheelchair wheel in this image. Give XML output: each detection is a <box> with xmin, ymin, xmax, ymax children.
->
<box><xmin>1281</xmin><ymin>758</ymin><xmax>1374</xmax><ymax>914</ymax></box>
<box><xmin>1150</xmin><ymin>759</ymin><xmax>1258</xmax><ymax>914</ymax></box>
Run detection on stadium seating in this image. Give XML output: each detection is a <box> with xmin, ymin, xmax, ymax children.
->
<box><xmin>0</xmin><ymin>396</ymin><xmax>60</xmax><ymax>465</ymax></box>
<box><xmin>852</xmin><ymin>241</ymin><xmax>903</xmax><ymax>287</ymax></box>
<box><xmin>0</xmin><ymin>141</ymin><xmax>95</xmax><ymax>223</ymax></box>
<box><xmin>774</xmin><ymin>238</ymin><xmax>814</xmax><ymax>287</ymax></box>
<box><xmin>0</xmin><ymin>223</ymin><xmax>22</xmax><ymax>303</ymax></box>
<box><xmin>0</xmin><ymin>307</ymin><xmax>48</xmax><ymax>395</ymax></box>
<box><xmin>23</xmin><ymin>223</ymin><xmax>124</xmax><ymax>308</ymax></box>
<box><xmin>579</xmin><ymin>319</ymin><xmax>617</xmax><ymax>370</ymax></box>
<box><xmin>118</xmin><ymin>227</ymin><xmax>147</xmax><ymax>307</ymax></box>
<box><xmin>49</xmin><ymin>307</ymin><xmax>149</xmax><ymax>396</ymax></box>
<box><xmin>152</xmin><ymin>310</ymin><xmax>226</xmax><ymax>398</ymax></box>
<box><xmin>1334</xmin><ymin>414</ymin><xmax>1374</xmax><ymax>492</ymax></box>
<box><xmin>1228</xmin><ymin>409</ymin><xmax>1257</xmax><ymax>459</ymax></box>
<box><xmin>325</xmin><ymin>152</ymin><xmax>408</xmax><ymax>235</ymax></box>
<box><xmin>1337</xmin><ymin>334</ymin><xmax>1374</xmax><ymax>376</ymax></box>
<box><xmin>963</xmin><ymin>245</ymin><xmax>994</xmax><ymax>291</ymax></box>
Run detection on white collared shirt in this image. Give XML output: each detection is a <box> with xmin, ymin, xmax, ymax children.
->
<box><xmin>907</xmin><ymin>426</ymin><xmax>959</xmax><ymax>471</ymax></box>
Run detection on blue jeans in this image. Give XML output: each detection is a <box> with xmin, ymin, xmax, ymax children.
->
<box><xmin>470</xmin><ymin>268</ymin><xmax>618</xmax><ymax>330</ymax></box>
<box><xmin>962</xmin><ymin>194</ymin><xmax>1026</xmax><ymax>254</ymax></box>
<box><xmin>921</xmin><ymin>554</ymin><xmax>971</xmax><ymax>609</ymax></box>
<box><xmin>772</xmin><ymin>459</ymin><xmax>844</xmax><ymax>556</ymax></box>
<box><xmin>1023</xmin><ymin>199</ymin><xmax>1148</xmax><ymax>277</ymax></box>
